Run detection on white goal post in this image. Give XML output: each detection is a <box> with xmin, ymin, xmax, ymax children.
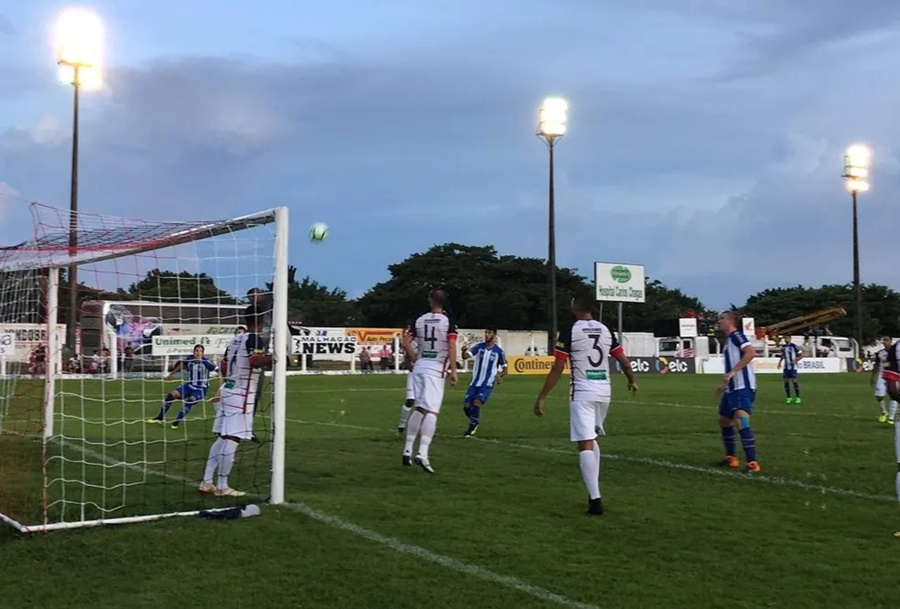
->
<box><xmin>0</xmin><ymin>203</ymin><xmax>289</xmax><ymax>533</ymax></box>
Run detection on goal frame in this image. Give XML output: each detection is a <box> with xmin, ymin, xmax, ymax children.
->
<box><xmin>0</xmin><ymin>206</ymin><xmax>289</xmax><ymax>533</ymax></box>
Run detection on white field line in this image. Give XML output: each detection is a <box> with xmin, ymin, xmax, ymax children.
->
<box><xmin>286</xmin><ymin>417</ymin><xmax>898</xmax><ymax>504</ymax></box>
<box><xmin>282</xmin><ymin>386</ymin><xmax>870</xmax><ymax>420</ymax></box>
<box><xmin>57</xmin><ymin>439</ymin><xmax>597</xmax><ymax>609</ymax></box>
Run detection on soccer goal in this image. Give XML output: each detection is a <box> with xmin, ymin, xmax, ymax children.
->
<box><xmin>0</xmin><ymin>203</ymin><xmax>289</xmax><ymax>533</ymax></box>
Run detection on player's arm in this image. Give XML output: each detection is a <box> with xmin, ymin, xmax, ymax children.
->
<box><xmin>402</xmin><ymin>327</ymin><xmax>417</xmax><ymax>363</ymax></box>
<box><xmin>725</xmin><ymin>335</ymin><xmax>755</xmax><ymax>381</ymax></box>
<box><xmin>164</xmin><ymin>359</ymin><xmax>184</xmax><ymax>380</ymax></box>
<box><xmin>870</xmin><ymin>354</ymin><xmax>881</xmax><ymax>385</ymax></box>
<box><xmin>794</xmin><ymin>346</ymin><xmax>803</xmax><ymax>363</ymax></box>
<box><xmin>247</xmin><ymin>335</ymin><xmax>272</xmax><ymax>369</ymax></box>
<box><xmin>776</xmin><ymin>350</ymin><xmax>783</xmax><ymax>369</ymax></box>
<box><xmin>534</xmin><ymin>326</ymin><xmax>571</xmax><ymax>416</ymax></box>
<box><xmin>497</xmin><ymin>349</ymin><xmax>508</xmax><ymax>382</ymax></box>
<box><xmin>447</xmin><ymin>321</ymin><xmax>458</xmax><ymax>385</ymax></box>
<box><xmin>609</xmin><ymin>336</ymin><xmax>638</xmax><ymax>394</ymax></box>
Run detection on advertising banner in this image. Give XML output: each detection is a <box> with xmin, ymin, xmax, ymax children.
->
<box><xmin>291</xmin><ymin>334</ymin><xmax>358</xmax><ymax>356</ymax></box>
<box><xmin>506</xmin><ymin>356</ymin><xmax>570</xmax><ymax>376</ymax></box>
<box><xmin>594</xmin><ymin>262</ymin><xmax>646</xmax><ymax>303</ymax></box>
<box><xmin>345</xmin><ymin>328</ymin><xmax>401</xmax><ymax>346</ymax></box>
<box><xmin>151</xmin><ymin>335</ymin><xmax>234</xmax><ymax>356</ymax></box>
<box><xmin>703</xmin><ymin>357</ymin><xmax>842</xmax><ymax>374</ymax></box>
<box><xmin>612</xmin><ymin>357</ymin><xmax>696</xmax><ymax>375</ymax></box>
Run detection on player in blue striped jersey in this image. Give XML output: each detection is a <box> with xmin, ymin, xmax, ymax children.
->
<box><xmin>149</xmin><ymin>344</ymin><xmax>218</xmax><ymax>429</ymax></box>
<box><xmin>777</xmin><ymin>341</ymin><xmax>803</xmax><ymax>404</ymax></box>
<box><xmin>461</xmin><ymin>328</ymin><xmax>507</xmax><ymax>437</ymax></box>
<box><xmin>716</xmin><ymin>311</ymin><xmax>761</xmax><ymax>474</ymax></box>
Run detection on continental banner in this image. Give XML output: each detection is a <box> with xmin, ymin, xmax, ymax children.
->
<box><xmin>507</xmin><ymin>356</ymin><xmax>570</xmax><ymax>375</ymax></box>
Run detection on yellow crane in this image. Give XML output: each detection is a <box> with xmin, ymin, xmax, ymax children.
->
<box><xmin>754</xmin><ymin>306</ymin><xmax>847</xmax><ymax>346</ymax></box>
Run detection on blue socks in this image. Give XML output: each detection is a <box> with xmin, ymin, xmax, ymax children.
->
<box><xmin>174</xmin><ymin>400</ymin><xmax>196</xmax><ymax>424</ymax></box>
<box><xmin>739</xmin><ymin>427</ymin><xmax>757</xmax><ymax>462</ymax></box>
<box><xmin>721</xmin><ymin>426</ymin><xmax>736</xmax><ymax>456</ymax></box>
<box><xmin>156</xmin><ymin>395</ymin><xmax>175</xmax><ymax>420</ymax></box>
<box><xmin>783</xmin><ymin>382</ymin><xmax>791</xmax><ymax>397</ymax></box>
<box><xmin>792</xmin><ymin>382</ymin><xmax>800</xmax><ymax>397</ymax></box>
<box><xmin>464</xmin><ymin>405</ymin><xmax>480</xmax><ymax>434</ymax></box>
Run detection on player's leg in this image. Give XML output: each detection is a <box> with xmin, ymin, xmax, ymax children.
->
<box><xmin>791</xmin><ymin>371</ymin><xmax>801</xmax><ymax>404</ymax></box>
<box><xmin>571</xmin><ymin>400</ymin><xmax>602</xmax><ymax>515</ymax></box>
<box><xmin>414</xmin><ymin>376</ymin><xmax>444</xmax><ymax>473</ymax></box>
<box><xmin>402</xmin><ymin>373</ymin><xmax>427</xmax><ymax>465</ymax></box>
<box><xmin>733</xmin><ymin>389</ymin><xmax>759</xmax><ymax>473</ymax></box>
<box><xmin>398</xmin><ymin>372</ymin><xmax>416</xmax><ymax>434</ymax></box>
<box><xmin>464</xmin><ymin>386</ymin><xmax>491</xmax><ymax>437</ymax></box>
<box><xmin>875</xmin><ymin>378</ymin><xmax>889</xmax><ymax>422</ymax></box>
<box><xmin>149</xmin><ymin>385</ymin><xmax>185</xmax><ymax>423</ymax></box>
<box><xmin>173</xmin><ymin>387</ymin><xmax>204</xmax><ymax>427</ymax></box>
<box><xmin>214</xmin><ymin>407</ymin><xmax>254</xmax><ymax>496</ymax></box>
<box><xmin>718</xmin><ymin>394</ymin><xmax>739</xmax><ymax>468</ymax></box>
<box><xmin>592</xmin><ymin>401</ymin><xmax>611</xmax><ymax>496</ymax></box>
<box><xmin>783</xmin><ymin>371</ymin><xmax>792</xmax><ymax>403</ymax></box>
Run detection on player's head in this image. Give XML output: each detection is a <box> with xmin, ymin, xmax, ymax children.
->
<box><xmin>244</xmin><ymin>305</ymin><xmax>265</xmax><ymax>331</ymax></box>
<box><xmin>235</xmin><ymin>325</ymin><xmax>246</xmax><ymax>335</ymax></box>
<box><xmin>719</xmin><ymin>310</ymin><xmax>740</xmax><ymax>333</ymax></box>
<box><xmin>570</xmin><ymin>291</ymin><xmax>595</xmax><ymax>316</ymax></box>
<box><xmin>882</xmin><ymin>336</ymin><xmax>893</xmax><ymax>349</ymax></box>
<box><xmin>246</xmin><ymin>287</ymin><xmax>266</xmax><ymax>308</ymax></box>
<box><xmin>427</xmin><ymin>289</ymin><xmax>448</xmax><ymax>310</ymax></box>
<box><xmin>484</xmin><ymin>327</ymin><xmax>497</xmax><ymax>343</ymax></box>
<box><xmin>193</xmin><ymin>344</ymin><xmax>205</xmax><ymax>358</ymax></box>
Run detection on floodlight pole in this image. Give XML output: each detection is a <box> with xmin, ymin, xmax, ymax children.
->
<box><xmin>851</xmin><ymin>190</ymin><xmax>862</xmax><ymax>349</ymax></box>
<box><xmin>546</xmin><ymin>139</ymin><xmax>557</xmax><ymax>355</ymax></box>
<box><xmin>64</xmin><ymin>62</ymin><xmax>82</xmax><ymax>356</ymax></box>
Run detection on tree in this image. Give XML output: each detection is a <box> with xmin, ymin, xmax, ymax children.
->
<box><xmin>602</xmin><ymin>277</ymin><xmax>711</xmax><ymax>333</ymax></box>
<box><xmin>740</xmin><ymin>284</ymin><xmax>900</xmax><ymax>344</ymax></box>
<box><xmin>357</xmin><ymin>243</ymin><xmax>596</xmax><ymax>330</ymax></box>
<box><xmin>126</xmin><ymin>269</ymin><xmax>236</xmax><ymax>304</ymax></box>
<box><xmin>285</xmin><ymin>275</ymin><xmax>359</xmax><ymax>327</ymax></box>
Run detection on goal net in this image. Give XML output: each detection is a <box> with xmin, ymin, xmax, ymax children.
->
<box><xmin>0</xmin><ymin>202</ymin><xmax>289</xmax><ymax>533</ymax></box>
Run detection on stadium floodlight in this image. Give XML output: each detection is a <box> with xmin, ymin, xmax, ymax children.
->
<box><xmin>54</xmin><ymin>7</ymin><xmax>104</xmax><ymax>358</ymax></box>
<box><xmin>0</xmin><ymin>203</ymin><xmax>290</xmax><ymax>533</ymax></box>
<box><xmin>841</xmin><ymin>143</ymin><xmax>872</xmax><ymax>352</ymax></box>
<box><xmin>536</xmin><ymin>97</ymin><xmax>568</xmax><ymax>354</ymax></box>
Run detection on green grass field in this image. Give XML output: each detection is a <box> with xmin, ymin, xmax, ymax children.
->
<box><xmin>1</xmin><ymin>372</ymin><xmax>899</xmax><ymax>609</ymax></box>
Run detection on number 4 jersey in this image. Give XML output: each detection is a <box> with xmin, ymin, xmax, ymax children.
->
<box><xmin>408</xmin><ymin>312</ymin><xmax>458</xmax><ymax>378</ymax></box>
<box><xmin>554</xmin><ymin>319</ymin><xmax>623</xmax><ymax>400</ymax></box>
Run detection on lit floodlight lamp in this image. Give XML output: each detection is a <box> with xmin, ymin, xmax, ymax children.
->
<box><xmin>55</xmin><ymin>8</ymin><xmax>104</xmax><ymax>90</ymax></box>
<box><xmin>537</xmin><ymin>97</ymin><xmax>568</xmax><ymax>140</ymax></box>
<box><xmin>842</xmin><ymin>144</ymin><xmax>871</xmax><ymax>193</ymax></box>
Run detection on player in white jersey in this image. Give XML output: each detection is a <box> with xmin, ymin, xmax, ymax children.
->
<box><xmin>716</xmin><ymin>311</ymin><xmax>760</xmax><ymax>474</ymax></box>
<box><xmin>871</xmin><ymin>336</ymin><xmax>898</xmax><ymax>424</ymax></box>
<box><xmin>401</xmin><ymin>290</ymin><xmax>458</xmax><ymax>474</ymax></box>
<box><xmin>199</xmin><ymin>306</ymin><xmax>270</xmax><ymax>497</ymax></box>
<box><xmin>533</xmin><ymin>292</ymin><xmax>638</xmax><ymax>516</ymax></box>
<box><xmin>397</xmin><ymin>321</ymin><xmax>418</xmax><ymax>434</ymax></box>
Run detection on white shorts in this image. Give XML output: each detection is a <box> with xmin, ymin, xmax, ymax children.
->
<box><xmin>569</xmin><ymin>400</ymin><xmax>610</xmax><ymax>442</ymax></box>
<box><xmin>405</xmin><ymin>370</ymin><xmax>416</xmax><ymax>402</ymax></box>
<box><xmin>875</xmin><ymin>378</ymin><xmax>888</xmax><ymax>398</ymax></box>
<box><xmin>216</xmin><ymin>391</ymin><xmax>256</xmax><ymax>440</ymax></box>
<box><xmin>413</xmin><ymin>372</ymin><xmax>445</xmax><ymax>413</ymax></box>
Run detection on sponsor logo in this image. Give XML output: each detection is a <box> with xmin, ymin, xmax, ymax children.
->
<box><xmin>346</xmin><ymin>328</ymin><xmax>401</xmax><ymax>345</ymax></box>
<box><xmin>291</xmin><ymin>335</ymin><xmax>358</xmax><ymax>356</ymax></box>
<box><xmin>613</xmin><ymin>357</ymin><xmax>696</xmax><ymax>375</ymax></box>
<box><xmin>610</xmin><ymin>265</ymin><xmax>632</xmax><ymax>283</ymax></box>
<box><xmin>0</xmin><ymin>333</ymin><xmax>14</xmax><ymax>356</ymax></box>
<box><xmin>507</xmin><ymin>356</ymin><xmax>570</xmax><ymax>375</ymax></box>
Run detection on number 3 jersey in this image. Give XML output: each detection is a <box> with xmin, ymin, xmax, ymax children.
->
<box><xmin>554</xmin><ymin>319</ymin><xmax>623</xmax><ymax>400</ymax></box>
<box><xmin>222</xmin><ymin>332</ymin><xmax>265</xmax><ymax>408</ymax></box>
<box><xmin>408</xmin><ymin>312</ymin><xmax>458</xmax><ymax>378</ymax></box>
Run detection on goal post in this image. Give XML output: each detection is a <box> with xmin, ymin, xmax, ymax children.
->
<box><xmin>0</xmin><ymin>203</ymin><xmax>289</xmax><ymax>533</ymax></box>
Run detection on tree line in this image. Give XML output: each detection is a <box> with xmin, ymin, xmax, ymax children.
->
<box><xmin>7</xmin><ymin>244</ymin><xmax>899</xmax><ymax>344</ymax></box>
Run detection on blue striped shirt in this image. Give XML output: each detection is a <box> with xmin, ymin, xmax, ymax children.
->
<box><xmin>184</xmin><ymin>357</ymin><xmax>217</xmax><ymax>389</ymax></box>
<box><xmin>468</xmin><ymin>342</ymin><xmax>506</xmax><ymax>388</ymax></box>
<box><xmin>723</xmin><ymin>331</ymin><xmax>755</xmax><ymax>392</ymax></box>
<box><xmin>780</xmin><ymin>343</ymin><xmax>800</xmax><ymax>371</ymax></box>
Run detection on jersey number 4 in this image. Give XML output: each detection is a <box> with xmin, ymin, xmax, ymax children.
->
<box><xmin>423</xmin><ymin>325</ymin><xmax>438</xmax><ymax>350</ymax></box>
<box><xmin>587</xmin><ymin>334</ymin><xmax>604</xmax><ymax>367</ymax></box>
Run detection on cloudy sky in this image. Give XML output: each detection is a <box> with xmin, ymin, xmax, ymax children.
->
<box><xmin>1</xmin><ymin>0</ymin><xmax>899</xmax><ymax>309</ymax></box>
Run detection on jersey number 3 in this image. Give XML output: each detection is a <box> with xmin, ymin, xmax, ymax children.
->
<box><xmin>587</xmin><ymin>334</ymin><xmax>604</xmax><ymax>367</ymax></box>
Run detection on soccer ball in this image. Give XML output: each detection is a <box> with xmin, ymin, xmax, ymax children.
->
<box><xmin>309</xmin><ymin>222</ymin><xmax>328</xmax><ymax>243</ymax></box>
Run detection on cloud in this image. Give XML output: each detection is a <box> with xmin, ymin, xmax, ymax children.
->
<box><xmin>2</xmin><ymin>3</ymin><xmax>900</xmax><ymax>309</ymax></box>
<box><xmin>0</xmin><ymin>15</ymin><xmax>13</xmax><ymax>37</ymax></box>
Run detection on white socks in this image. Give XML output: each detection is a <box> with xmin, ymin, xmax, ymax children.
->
<box><xmin>404</xmin><ymin>410</ymin><xmax>425</xmax><ymax>456</ymax></box>
<box><xmin>890</xmin><ymin>401</ymin><xmax>898</xmax><ymax>422</ymax></box>
<box><xmin>418</xmin><ymin>414</ymin><xmax>437</xmax><ymax>461</ymax></box>
<box><xmin>879</xmin><ymin>399</ymin><xmax>888</xmax><ymax>415</ymax></box>
<box><xmin>398</xmin><ymin>404</ymin><xmax>412</xmax><ymax>427</ymax></box>
<box><xmin>217</xmin><ymin>439</ymin><xmax>238</xmax><ymax>489</ymax></box>
<box><xmin>579</xmin><ymin>448</ymin><xmax>601</xmax><ymax>500</ymax></box>
<box><xmin>203</xmin><ymin>437</ymin><xmax>224</xmax><ymax>484</ymax></box>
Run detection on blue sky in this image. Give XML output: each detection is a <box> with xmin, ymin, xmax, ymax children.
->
<box><xmin>2</xmin><ymin>1</ymin><xmax>900</xmax><ymax>310</ymax></box>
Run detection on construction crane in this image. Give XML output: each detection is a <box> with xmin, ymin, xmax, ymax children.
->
<box><xmin>754</xmin><ymin>307</ymin><xmax>847</xmax><ymax>346</ymax></box>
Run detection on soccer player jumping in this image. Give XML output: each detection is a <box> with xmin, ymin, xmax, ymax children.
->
<box><xmin>149</xmin><ymin>344</ymin><xmax>217</xmax><ymax>428</ymax></box>
<box><xmin>716</xmin><ymin>311</ymin><xmax>760</xmax><ymax>474</ymax></box>
<box><xmin>461</xmin><ymin>327</ymin><xmax>507</xmax><ymax>437</ymax></box>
